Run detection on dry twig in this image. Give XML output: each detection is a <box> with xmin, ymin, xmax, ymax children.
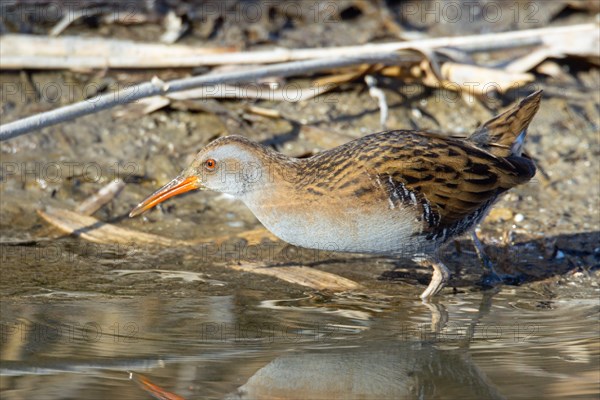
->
<box><xmin>0</xmin><ymin>54</ymin><xmax>403</xmax><ymax>141</ymax></box>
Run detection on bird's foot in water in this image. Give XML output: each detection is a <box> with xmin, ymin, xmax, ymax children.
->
<box><xmin>471</xmin><ymin>231</ymin><xmax>512</xmax><ymax>288</ymax></box>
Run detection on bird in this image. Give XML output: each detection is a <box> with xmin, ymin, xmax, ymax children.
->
<box><xmin>130</xmin><ymin>91</ymin><xmax>542</xmax><ymax>299</ymax></box>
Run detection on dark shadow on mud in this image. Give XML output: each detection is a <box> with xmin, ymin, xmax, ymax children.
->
<box><xmin>378</xmin><ymin>230</ymin><xmax>600</xmax><ymax>290</ymax></box>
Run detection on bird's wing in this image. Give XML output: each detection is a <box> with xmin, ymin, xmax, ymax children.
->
<box><xmin>299</xmin><ymin>130</ymin><xmax>535</xmax><ymax>230</ymax></box>
<box><xmin>367</xmin><ymin>132</ymin><xmax>535</xmax><ymax>228</ymax></box>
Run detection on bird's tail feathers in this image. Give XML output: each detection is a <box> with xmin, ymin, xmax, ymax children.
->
<box><xmin>470</xmin><ymin>90</ymin><xmax>542</xmax><ymax>157</ymax></box>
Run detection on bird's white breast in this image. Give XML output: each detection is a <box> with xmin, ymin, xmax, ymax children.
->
<box><xmin>245</xmin><ymin>200</ymin><xmax>426</xmax><ymax>258</ymax></box>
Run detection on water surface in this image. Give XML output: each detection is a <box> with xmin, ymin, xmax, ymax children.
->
<box><xmin>1</xmin><ymin>275</ymin><xmax>598</xmax><ymax>399</ymax></box>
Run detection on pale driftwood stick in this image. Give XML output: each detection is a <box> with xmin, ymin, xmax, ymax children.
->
<box><xmin>0</xmin><ymin>53</ymin><xmax>403</xmax><ymax>141</ymax></box>
<box><xmin>75</xmin><ymin>179</ymin><xmax>126</xmax><ymax>215</ymax></box>
<box><xmin>37</xmin><ymin>207</ymin><xmax>192</xmax><ymax>246</ymax></box>
<box><xmin>40</xmin><ymin>204</ymin><xmax>278</xmax><ymax>246</ymax></box>
<box><xmin>0</xmin><ymin>35</ymin><xmax>235</xmax><ymax>69</ymax></box>
<box><xmin>38</xmin><ymin>207</ymin><xmax>359</xmax><ymax>291</ymax></box>
<box><xmin>1</xmin><ymin>24</ymin><xmax>596</xmax><ymax>69</ymax></box>
<box><xmin>229</xmin><ymin>263</ymin><xmax>360</xmax><ymax>291</ymax></box>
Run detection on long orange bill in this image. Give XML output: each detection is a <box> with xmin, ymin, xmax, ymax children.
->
<box><xmin>129</xmin><ymin>175</ymin><xmax>201</xmax><ymax>217</ymax></box>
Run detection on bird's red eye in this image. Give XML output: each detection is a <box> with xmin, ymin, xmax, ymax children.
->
<box><xmin>205</xmin><ymin>159</ymin><xmax>216</xmax><ymax>170</ymax></box>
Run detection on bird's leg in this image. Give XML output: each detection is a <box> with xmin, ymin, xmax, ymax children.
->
<box><xmin>416</xmin><ymin>256</ymin><xmax>451</xmax><ymax>300</ymax></box>
<box><xmin>471</xmin><ymin>231</ymin><xmax>494</xmax><ymax>271</ymax></box>
<box><xmin>471</xmin><ymin>231</ymin><xmax>503</xmax><ymax>286</ymax></box>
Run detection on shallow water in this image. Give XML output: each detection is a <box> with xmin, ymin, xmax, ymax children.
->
<box><xmin>1</xmin><ymin>276</ymin><xmax>598</xmax><ymax>400</ymax></box>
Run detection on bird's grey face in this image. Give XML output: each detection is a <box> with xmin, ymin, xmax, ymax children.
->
<box><xmin>128</xmin><ymin>139</ymin><xmax>268</xmax><ymax>217</ymax></box>
<box><xmin>187</xmin><ymin>143</ymin><xmax>267</xmax><ymax>197</ymax></box>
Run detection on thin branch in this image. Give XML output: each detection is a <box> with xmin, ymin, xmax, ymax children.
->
<box><xmin>0</xmin><ymin>53</ymin><xmax>403</xmax><ymax>141</ymax></box>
